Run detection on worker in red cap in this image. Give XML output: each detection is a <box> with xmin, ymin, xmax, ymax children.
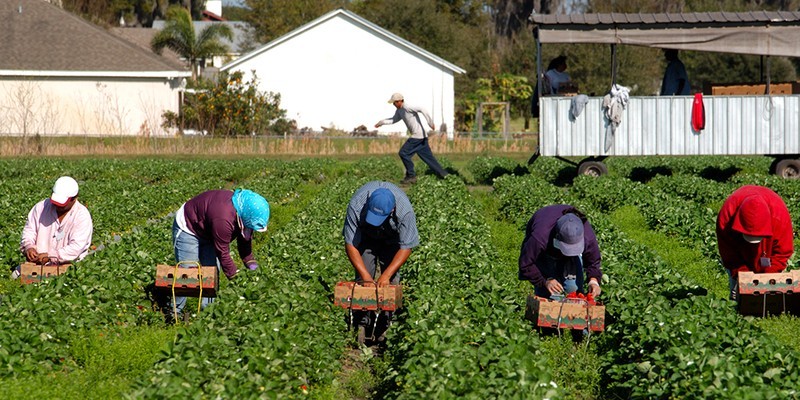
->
<box><xmin>14</xmin><ymin>176</ymin><xmax>93</xmax><ymax>277</ymax></box>
<box><xmin>716</xmin><ymin>185</ymin><xmax>794</xmax><ymax>300</ymax></box>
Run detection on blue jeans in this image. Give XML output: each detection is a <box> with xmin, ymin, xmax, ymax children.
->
<box><xmin>534</xmin><ymin>254</ymin><xmax>584</xmax><ymax>299</ymax></box>
<box><xmin>399</xmin><ymin>137</ymin><xmax>448</xmax><ymax>178</ymax></box>
<box><xmin>726</xmin><ymin>268</ymin><xmax>738</xmax><ymax>301</ymax></box>
<box><xmin>172</xmin><ymin>221</ymin><xmax>218</xmax><ymax>315</ymax></box>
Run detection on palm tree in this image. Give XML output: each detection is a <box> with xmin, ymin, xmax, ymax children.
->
<box><xmin>151</xmin><ymin>6</ymin><xmax>233</xmax><ymax>81</ymax></box>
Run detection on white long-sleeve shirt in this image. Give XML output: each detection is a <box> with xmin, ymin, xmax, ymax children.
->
<box><xmin>377</xmin><ymin>103</ymin><xmax>434</xmax><ymax>139</ymax></box>
<box><xmin>20</xmin><ymin>199</ymin><xmax>93</xmax><ymax>263</ymax></box>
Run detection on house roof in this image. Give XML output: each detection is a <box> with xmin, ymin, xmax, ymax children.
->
<box><xmin>151</xmin><ymin>20</ymin><xmax>251</xmax><ymax>54</ymax></box>
<box><xmin>530</xmin><ymin>11</ymin><xmax>800</xmax><ymax>57</ymax></box>
<box><xmin>222</xmin><ymin>8</ymin><xmax>465</xmax><ymax>74</ymax></box>
<box><xmin>0</xmin><ymin>0</ymin><xmax>188</xmax><ymax>78</ymax></box>
<box><xmin>109</xmin><ymin>27</ymin><xmax>187</xmax><ymax>70</ymax></box>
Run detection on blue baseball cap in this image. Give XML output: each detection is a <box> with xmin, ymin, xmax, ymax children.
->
<box><xmin>365</xmin><ymin>188</ymin><xmax>396</xmax><ymax>226</ymax></box>
<box><xmin>553</xmin><ymin>214</ymin><xmax>585</xmax><ymax>257</ymax></box>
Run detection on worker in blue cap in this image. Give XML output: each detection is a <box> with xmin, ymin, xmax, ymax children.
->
<box><xmin>343</xmin><ymin>181</ymin><xmax>419</xmax><ymax>343</ymax></box>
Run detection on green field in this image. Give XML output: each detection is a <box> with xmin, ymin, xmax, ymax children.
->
<box><xmin>1</xmin><ymin>154</ymin><xmax>800</xmax><ymax>399</ymax></box>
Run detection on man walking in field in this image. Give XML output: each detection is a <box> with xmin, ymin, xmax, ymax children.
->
<box><xmin>375</xmin><ymin>93</ymin><xmax>448</xmax><ymax>184</ymax></box>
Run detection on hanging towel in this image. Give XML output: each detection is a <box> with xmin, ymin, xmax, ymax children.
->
<box><xmin>691</xmin><ymin>93</ymin><xmax>705</xmax><ymax>132</ymax></box>
<box><xmin>602</xmin><ymin>84</ymin><xmax>631</xmax><ymax>152</ymax></box>
<box><xmin>570</xmin><ymin>94</ymin><xmax>590</xmax><ymax>120</ymax></box>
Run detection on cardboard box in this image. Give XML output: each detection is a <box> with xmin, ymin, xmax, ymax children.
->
<box><xmin>525</xmin><ymin>295</ymin><xmax>605</xmax><ymax>332</ymax></box>
<box><xmin>19</xmin><ymin>262</ymin><xmax>71</xmax><ymax>285</ymax></box>
<box><xmin>703</xmin><ymin>81</ymin><xmax>800</xmax><ymax>96</ymax></box>
<box><xmin>154</xmin><ymin>264</ymin><xmax>219</xmax><ymax>297</ymax></box>
<box><xmin>737</xmin><ymin>271</ymin><xmax>800</xmax><ymax>295</ymax></box>
<box><xmin>333</xmin><ymin>281</ymin><xmax>403</xmax><ymax>311</ymax></box>
<box><xmin>737</xmin><ymin>271</ymin><xmax>800</xmax><ymax>316</ymax></box>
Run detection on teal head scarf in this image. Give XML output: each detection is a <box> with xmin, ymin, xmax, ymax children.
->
<box><xmin>232</xmin><ymin>189</ymin><xmax>270</xmax><ymax>232</ymax></box>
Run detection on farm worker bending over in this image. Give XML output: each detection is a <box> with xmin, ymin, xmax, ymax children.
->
<box><xmin>170</xmin><ymin>189</ymin><xmax>269</xmax><ymax>318</ymax></box>
<box><xmin>343</xmin><ymin>181</ymin><xmax>419</xmax><ymax>340</ymax></box>
<box><xmin>716</xmin><ymin>185</ymin><xmax>793</xmax><ymax>300</ymax></box>
<box><xmin>15</xmin><ymin>176</ymin><xmax>93</xmax><ymax>278</ymax></box>
<box><xmin>375</xmin><ymin>93</ymin><xmax>448</xmax><ymax>184</ymax></box>
<box><xmin>519</xmin><ymin>205</ymin><xmax>602</xmax><ymax>299</ymax></box>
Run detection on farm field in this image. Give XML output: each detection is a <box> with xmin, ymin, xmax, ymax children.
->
<box><xmin>1</xmin><ymin>154</ymin><xmax>800</xmax><ymax>399</ymax></box>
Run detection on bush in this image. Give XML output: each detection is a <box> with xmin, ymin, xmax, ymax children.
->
<box><xmin>162</xmin><ymin>71</ymin><xmax>295</xmax><ymax>136</ymax></box>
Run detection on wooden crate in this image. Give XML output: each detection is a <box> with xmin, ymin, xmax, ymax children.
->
<box><xmin>154</xmin><ymin>264</ymin><xmax>219</xmax><ymax>297</ymax></box>
<box><xmin>703</xmin><ymin>81</ymin><xmax>800</xmax><ymax>96</ymax></box>
<box><xmin>737</xmin><ymin>271</ymin><xmax>800</xmax><ymax>316</ymax></box>
<box><xmin>333</xmin><ymin>281</ymin><xmax>403</xmax><ymax>311</ymax></box>
<box><xmin>19</xmin><ymin>262</ymin><xmax>71</xmax><ymax>285</ymax></box>
<box><xmin>525</xmin><ymin>295</ymin><xmax>605</xmax><ymax>332</ymax></box>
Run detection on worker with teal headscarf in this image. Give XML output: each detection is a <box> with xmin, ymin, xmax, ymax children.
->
<box><xmin>169</xmin><ymin>189</ymin><xmax>270</xmax><ymax>319</ymax></box>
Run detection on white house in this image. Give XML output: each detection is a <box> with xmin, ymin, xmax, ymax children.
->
<box><xmin>221</xmin><ymin>8</ymin><xmax>465</xmax><ymax>138</ymax></box>
<box><xmin>0</xmin><ymin>0</ymin><xmax>189</xmax><ymax>136</ymax></box>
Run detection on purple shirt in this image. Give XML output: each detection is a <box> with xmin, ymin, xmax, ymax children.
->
<box><xmin>518</xmin><ymin>204</ymin><xmax>602</xmax><ymax>287</ymax></box>
<box><xmin>183</xmin><ymin>190</ymin><xmax>254</xmax><ymax>278</ymax></box>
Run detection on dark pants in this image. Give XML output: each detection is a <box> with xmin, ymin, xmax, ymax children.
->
<box><xmin>399</xmin><ymin>137</ymin><xmax>448</xmax><ymax>178</ymax></box>
<box><xmin>352</xmin><ymin>242</ymin><xmax>400</xmax><ymax>336</ymax></box>
<box><xmin>534</xmin><ymin>254</ymin><xmax>584</xmax><ymax>299</ymax></box>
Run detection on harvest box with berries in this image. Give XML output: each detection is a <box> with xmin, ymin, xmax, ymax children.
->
<box><xmin>19</xmin><ymin>262</ymin><xmax>71</xmax><ymax>285</ymax></box>
<box><xmin>737</xmin><ymin>270</ymin><xmax>800</xmax><ymax>316</ymax></box>
<box><xmin>333</xmin><ymin>281</ymin><xmax>403</xmax><ymax>311</ymax></box>
<box><xmin>525</xmin><ymin>293</ymin><xmax>605</xmax><ymax>332</ymax></box>
<box><xmin>154</xmin><ymin>264</ymin><xmax>219</xmax><ymax>297</ymax></box>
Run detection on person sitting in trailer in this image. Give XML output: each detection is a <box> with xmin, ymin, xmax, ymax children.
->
<box><xmin>13</xmin><ymin>176</ymin><xmax>93</xmax><ymax>278</ymax></box>
<box><xmin>343</xmin><ymin>181</ymin><xmax>419</xmax><ymax>343</ymax></box>
<box><xmin>519</xmin><ymin>204</ymin><xmax>602</xmax><ymax>299</ymax></box>
<box><xmin>544</xmin><ymin>55</ymin><xmax>577</xmax><ymax>95</ymax></box>
<box><xmin>716</xmin><ymin>185</ymin><xmax>793</xmax><ymax>300</ymax></box>
<box><xmin>169</xmin><ymin>188</ymin><xmax>270</xmax><ymax>320</ymax></box>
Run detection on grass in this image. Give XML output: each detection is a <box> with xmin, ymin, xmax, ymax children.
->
<box><xmin>610</xmin><ymin>205</ymin><xmax>728</xmax><ymax>299</ymax></box>
<box><xmin>0</xmin><ymin>325</ymin><xmax>177</xmax><ymax>399</ymax></box>
<box><xmin>0</xmin><ymin>135</ymin><xmax>536</xmax><ymax>158</ymax></box>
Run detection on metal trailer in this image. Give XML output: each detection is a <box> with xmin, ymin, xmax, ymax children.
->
<box><xmin>529</xmin><ymin>11</ymin><xmax>800</xmax><ymax>177</ymax></box>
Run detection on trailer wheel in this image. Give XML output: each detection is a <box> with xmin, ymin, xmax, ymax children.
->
<box><xmin>775</xmin><ymin>159</ymin><xmax>800</xmax><ymax>179</ymax></box>
<box><xmin>578</xmin><ymin>160</ymin><xmax>608</xmax><ymax>177</ymax></box>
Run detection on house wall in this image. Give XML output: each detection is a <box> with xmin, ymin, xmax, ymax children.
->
<box><xmin>227</xmin><ymin>16</ymin><xmax>458</xmax><ymax>137</ymax></box>
<box><xmin>0</xmin><ymin>77</ymin><xmax>182</xmax><ymax>136</ymax></box>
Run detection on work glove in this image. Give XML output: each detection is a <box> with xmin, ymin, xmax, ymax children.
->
<box><xmin>246</xmin><ymin>261</ymin><xmax>259</xmax><ymax>271</ymax></box>
<box><xmin>587</xmin><ymin>280</ymin><xmax>602</xmax><ymax>297</ymax></box>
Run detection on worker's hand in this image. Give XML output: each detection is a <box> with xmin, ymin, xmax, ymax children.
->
<box><xmin>587</xmin><ymin>279</ymin><xmax>602</xmax><ymax>297</ymax></box>
<box><xmin>246</xmin><ymin>261</ymin><xmax>258</xmax><ymax>271</ymax></box>
<box><xmin>24</xmin><ymin>248</ymin><xmax>38</xmax><ymax>262</ymax></box>
<box><xmin>374</xmin><ymin>122</ymin><xmax>383</xmax><ymax>128</ymax></box>
<box><xmin>376</xmin><ymin>276</ymin><xmax>391</xmax><ymax>287</ymax></box>
<box><xmin>429</xmin><ymin>124</ymin><xmax>435</xmax><ymax>131</ymax></box>
<box><xmin>36</xmin><ymin>253</ymin><xmax>50</xmax><ymax>265</ymax></box>
<box><xmin>546</xmin><ymin>279</ymin><xmax>563</xmax><ymax>295</ymax></box>
<box><xmin>360</xmin><ymin>280</ymin><xmax>376</xmax><ymax>287</ymax></box>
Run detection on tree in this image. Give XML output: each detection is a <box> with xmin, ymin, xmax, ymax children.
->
<box><xmin>243</xmin><ymin>0</ymin><xmax>346</xmax><ymax>44</ymax></box>
<box><xmin>151</xmin><ymin>6</ymin><xmax>233</xmax><ymax>81</ymax></box>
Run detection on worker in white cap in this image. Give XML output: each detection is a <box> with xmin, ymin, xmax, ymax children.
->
<box><xmin>15</xmin><ymin>176</ymin><xmax>93</xmax><ymax>276</ymax></box>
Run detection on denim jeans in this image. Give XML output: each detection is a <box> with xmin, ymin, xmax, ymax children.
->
<box><xmin>726</xmin><ymin>268</ymin><xmax>738</xmax><ymax>301</ymax></box>
<box><xmin>534</xmin><ymin>254</ymin><xmax>584</xmax><ymax>299</ymax></box>
<box><xmin>172</xmin><ymin>221</ymin><xmax>218</xmax><ymax>315</ymax></box>
<box><xmin>398</xmin><ymin>137</ymin><xmax>448</xmax><ymax>178</ymax></box>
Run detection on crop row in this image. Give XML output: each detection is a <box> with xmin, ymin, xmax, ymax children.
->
<box><xmin>491</xmin><ymin>161</ymin><xmax>800</xmax><ymax>398</ymax></box>
<box><xmin>383</xmin><ymin>176</ymin><xmax>558</xmax><ymax>399</ymax></box>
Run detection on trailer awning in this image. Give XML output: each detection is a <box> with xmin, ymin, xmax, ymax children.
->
<box><xmin>530</xmin><ymin>12</ymin><xmax>800</xmax><ymax>58</ymax></box>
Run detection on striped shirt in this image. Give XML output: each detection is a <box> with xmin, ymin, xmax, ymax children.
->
<box><xmin>343</xmin><ymin>181</ymin><xmax>419</xmax><ymax>249</ymax></box>
<box><xmin>377</xmin><ymin>103</ymin><xmax>434</xmax><ymax>139</ymax></box>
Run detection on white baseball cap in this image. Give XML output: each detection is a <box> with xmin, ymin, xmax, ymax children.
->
<box><xmin>51</xmin><ymin>176</ymin><xmax>79</xmax><ymax>206</ymax></box>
